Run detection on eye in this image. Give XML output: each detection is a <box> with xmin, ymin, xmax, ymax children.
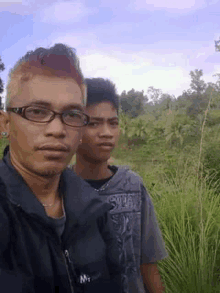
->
<box><xmin>110</xmin><ymin>121</ymin><xmax>119</xmax><ymax>126</ymax></box>
<box><xmin>26</xmin><ymin>107</ymin><xmax>49</xmax><ymax>117</ymax></box>
<box><xmin>88</xmin><ymin>122</ymin><xmax>99</xmax><ymax>127</ymax></box>
<box><xmin>64</xmin><ymin>110</ymin><xmax>83</xmax><ymax>123</ymax></box>
<box><xmin>66</xmin><ymin>110</ymin><xmax>82</xmax><ymax>118</ymax></box>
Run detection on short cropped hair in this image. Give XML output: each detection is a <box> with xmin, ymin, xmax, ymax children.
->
<box><xmin>85</xmin><ymin>78</ymin><xmax>119</xmax><ymax>113</ymax></box>
<box><xmin>6</xmin><ymin>43</ymin><xmax>87</xmax><ymax>108</ymax></box>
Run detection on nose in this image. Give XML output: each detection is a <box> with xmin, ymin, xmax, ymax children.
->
<box><xmin>44</xmin><ymin>114</ymin><xmax>66</xmax><ymax>137</ymax></box>
<box><xmin>99</xmin><ymin>123</ymin><xmax>113</xmax><ymax>137</ymax></box>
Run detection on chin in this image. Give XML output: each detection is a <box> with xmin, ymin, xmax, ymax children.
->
<box><xmin>95</xmin><ymin>154</ymin><xmax>111</xmax><ymax>163</ymax></box>
<box><xmin>33</xmin><ymin>162</ymin><xmax>67</xmax><ymax>177</ymax></box>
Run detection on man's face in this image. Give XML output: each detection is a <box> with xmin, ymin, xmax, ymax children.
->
<box><xmin>77</xmin><ymin>101</ymin><xmax>120</xmax><ymax>163</ymax></box>
<box><xmin>2</xmin><ymin>75</ymin><xmax>84</xmax><ymax>177</ymax></box>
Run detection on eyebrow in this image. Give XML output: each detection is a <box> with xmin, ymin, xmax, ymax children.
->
<box><xmin>89</xmin><ymin>117</ymin><xmax>119</xmax><ymax>121</ymax></box>
<box><xmin>27</xmin><ymin>100</ymin><xmax>84</xmax><ymax>112</ymax></box>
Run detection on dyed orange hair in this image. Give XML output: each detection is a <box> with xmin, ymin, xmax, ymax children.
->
<box><xmin>6</xmin><ymin>44</ymin><xmax>87</xmax><ymax>107</ymax></box>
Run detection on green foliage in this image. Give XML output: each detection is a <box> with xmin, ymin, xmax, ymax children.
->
<box><xmin>119</xmin><ymin>88</ymin><xmax>147</xmax><ymax>118</ymax></box>
<box><xmin>147</xmin><ymin>86</ymin><xmax>162</xmax><ymax>105</ymax></box>
<box><xmin>189</xmin><ymin>69</ymin><xmax>206</xmax><ymax>95</ymax></box>
<box><xmin>203</xmin><ymin>142</ymin><xmax>220</xmax><ymax>194</ymax></box>
<box><xmin>0</xmin><ymin>138</ymin><xmax>8</xmax><ymax>158</ymax></box>
<box><xmin>206</xmin><ymin>110</ymin><xmax>220</xmax><ymax>126</ymax></box>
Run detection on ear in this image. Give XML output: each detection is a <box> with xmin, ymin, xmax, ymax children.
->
<box><xmin>0</xmin><ymin>111</ymin><xmax>10</xmax><ymax>138</ymax></box>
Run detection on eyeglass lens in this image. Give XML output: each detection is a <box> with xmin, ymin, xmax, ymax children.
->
<box><xmin>25</xmin><ymin>107</ymin><xmax>86</xmax><ymax>126</ymax></box>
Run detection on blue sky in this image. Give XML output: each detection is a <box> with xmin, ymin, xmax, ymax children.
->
<box><xmin>0</xmin><ymin>0</ymin><xmax>220</xmax><ymax>104</ymax></box>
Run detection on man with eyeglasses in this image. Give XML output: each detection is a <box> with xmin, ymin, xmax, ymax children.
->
<box><xmin>0</xmin><ymin>44</ymin><xmax>122</xmax><ymax>293</ymax></box>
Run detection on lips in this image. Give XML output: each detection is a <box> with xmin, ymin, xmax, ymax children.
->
<box><xmin>98</xmin><ymin>143</ymin><xmax>114</xmax><ymax>147</ymax></box>
<box><xmin>37</xmin><ymin>144</ymin><xmax>69</xmax><ymax>152</ymax></box>
<box><xmin>97</xmin><ymin>143</ymin><xmax>114</xmax><ymax>151</ymax></box>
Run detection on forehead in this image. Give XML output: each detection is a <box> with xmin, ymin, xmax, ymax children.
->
<box><xmin>86</xmin><ymin>102</ymin><xmax>117</xmax><ymax>118</ymax></box>
<box><xmin>11</xmin><ymin>75</ymin><xmax>83</xmax><ymax>110</ymax></box>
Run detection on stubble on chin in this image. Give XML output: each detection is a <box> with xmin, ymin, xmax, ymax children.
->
<box><xmin>31</xmin><ymin>164</ymin><xmax>64</xmax><ymax>178</ymax></box>
<box><xmin>37</xmin><ymin>169</ymin><xmax>61</xmax><ymax>178</ymax></box>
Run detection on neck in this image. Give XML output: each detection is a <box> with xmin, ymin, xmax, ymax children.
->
<box><xmin>74</xmin><ymin>155</ymin><xmax>113</xmax><ymax>180</ymax></box>
<box><xmin>10</xmin><ymin>156</ymin><xmax>61</xmax><ymax>203</ymax></box>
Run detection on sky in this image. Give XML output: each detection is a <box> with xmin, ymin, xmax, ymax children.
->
<box><xmin>0</xmin><ymin>0</ymin><xmax>220</xmax><ymax>105</ymax></box>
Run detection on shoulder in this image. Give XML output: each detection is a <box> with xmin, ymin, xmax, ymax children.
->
<box><xmin>116</xmin><ymin>165</ymin><xmax>144</xmax><ymax>188</ymax></box>
<box><xmin>63</xmin><ymin>168</ymin><xmax>100</xmax><ymax>198</ymax></box>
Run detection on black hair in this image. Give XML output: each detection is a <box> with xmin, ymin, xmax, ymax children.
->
<box><xmin>85</xmin><ymin>78</ymin><xmax>119</xmax><ymax>112</ymax></box>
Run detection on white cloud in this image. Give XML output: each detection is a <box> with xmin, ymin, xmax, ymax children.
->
<box><xmin>196</xmin><ymin>52</ymin><xmax>206</xmax><ymax>58</ymax></box>
<box><xmin>43</xmin><ymin>33</ymin><xmax>218</xmax><ymax>97</ymax></box>
<box><xmin>38</xmin><ymin>1</ymin><xmax>97</xmax><ymax>24</ymax></box>
<box><xmin>80</xmin><ymin>52</ymin><xmax>191</xmax><ymax>97</ymax></box>
<box><xmin>128</xmin><ymin>0</ymin><xmax>207</xmax><ymax>13</ymax></box>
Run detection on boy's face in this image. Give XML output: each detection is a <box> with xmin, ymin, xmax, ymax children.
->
<box><xmin>77</xmin><ymin>101</ymin><xmax>120</xmax><ymax>163</ymax></box>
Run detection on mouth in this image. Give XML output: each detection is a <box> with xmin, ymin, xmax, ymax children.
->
<box><xmin>97</xmin><ymin>143</ymin><xmax>114</xmax><ymax>150</ymax></box>
<box><xmin>38</xmin><ymin>144</ymin><xmax>69</xmax><ymax>152</ymax></box>
<box><xmin>37</xmin><ymin>144</ymin><xmax>69</xmax><ymax>157</ymax></box>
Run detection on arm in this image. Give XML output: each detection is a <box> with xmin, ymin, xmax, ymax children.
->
<box><xmin>140</xmin><ymin>185</ymin><xmax>168</xmax><ymax>293</ymax></box>
<box><xmin>140</xmin><ymin>263</ymin><xmax>165</xmax><ymax>293</ymax></box>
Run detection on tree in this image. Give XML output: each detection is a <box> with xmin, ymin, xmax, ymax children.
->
<box><xmin>159</xmin><ymin>93</ymin><xmax>175</xmax><ymax>110</ymax></box>
<box><xmin>120</xmin><ymin>89</ymin><xmax>147</xmax><ymax>118</ymax></box>
<box><xmin>189</xmin><ymin>69</ymin><xmax>206</xmax><ymax>96</ymax></box>
<box><xmin>213</xmin><ymin>73</ymin><xmax>220</xmax><ymax>91</ymax></box>
<box><xmin>0</xmin><ymin>56</ymin><xmax>5</xmax><ymax>109</ymax></box>
<box><xmin>215</xmin><ymin>37</ymin><xmax>220</xmax><ymax>52</ymax></box>
<box><xmin>147</xmin><ymin>86</ymin><xmax>162</xmax><ymax>105</ymax></box>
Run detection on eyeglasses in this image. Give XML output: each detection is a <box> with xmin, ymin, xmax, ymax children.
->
<box><xmin>7</xmin><ymin>106</ymin><xmax>90</xmax><ymax>127</ymax></box>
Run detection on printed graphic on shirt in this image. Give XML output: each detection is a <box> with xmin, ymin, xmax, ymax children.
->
<box><xmin>102</xmin><ymin>193</ymin><xmax>143</xmax><ymax>293</ymax></box>
<box><xmin>108</xmin><ymin>193</ymin><xmax>142</xmax><ymax>213</ymax></box>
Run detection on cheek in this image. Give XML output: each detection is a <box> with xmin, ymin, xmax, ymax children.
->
<box><xmin>81</xmin><ymin>130</ymin><xmax>96</xmax><ymax>144</ymax></box>
<box><xmin>10</xmin><ymin>122</ymin><xmax>34</xmax><ymax>147</ymax></box>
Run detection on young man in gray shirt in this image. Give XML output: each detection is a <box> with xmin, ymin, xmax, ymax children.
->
<box><xmin>72</xmin><ymin>78</ymin><xmax>168</xmax><ymax>293</ymax></box>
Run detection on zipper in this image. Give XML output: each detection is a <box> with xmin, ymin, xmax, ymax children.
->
<box><xmin>63</xmin><ymin>249</ymin><xmax>76</xmax><ymax>293</ymax></box>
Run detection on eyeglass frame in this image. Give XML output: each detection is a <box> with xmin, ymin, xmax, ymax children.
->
<box><xmin>6</xmin><ymin>106</ymin><xmax>90</xmax><ymax>127</ymax></box>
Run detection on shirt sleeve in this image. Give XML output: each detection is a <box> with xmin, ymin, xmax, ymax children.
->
<box><xmin>140</xmin><ymin>184</ymin><xmax>168</xmax><ymax>264</ymax></box>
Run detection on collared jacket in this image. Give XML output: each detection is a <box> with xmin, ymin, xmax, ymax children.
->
<box><xmin>0</xmin><ymin>154</ymin><xmax>122</xmax><ymax>293</ymax></box>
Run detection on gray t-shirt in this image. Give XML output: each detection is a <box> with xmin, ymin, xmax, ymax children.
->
<box><xmin>86</xmin><ymin>165</ymin><xmax>168</xmax><ymax>293</ymax></box>
<box><xmin>48</xmin><ymin>215</ymin><xmax>66</xmax><ymax>237</ymax></box>
<box><xmin>47</xmin><ymin>200</ymin><xmax>66</xmax><ymax>237</ymax></box>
